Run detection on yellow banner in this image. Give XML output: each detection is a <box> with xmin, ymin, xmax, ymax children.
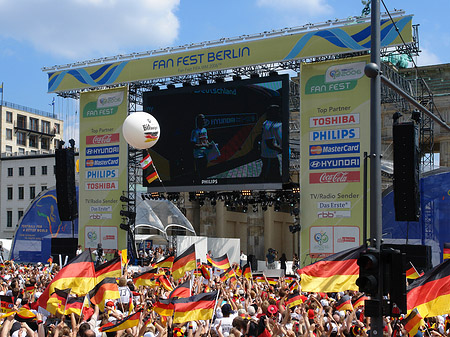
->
<box><xmin>299</xmin><ymin>55</ymin><xmax>370</xmax><ymax>267</ymax></box>
<box><xmin>47</xmin><ymin>16</ymin><xmax>412</xmax><ymax>93</ymax></box>
<box><xmin>78</xmin><ymin>87</ymin><xmax>129</xmax><ymax>256</ymax></box>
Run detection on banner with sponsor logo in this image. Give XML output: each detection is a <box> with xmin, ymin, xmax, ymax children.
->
<box><xmin>46</xmin><ymin>16</ymin><xmax>412</xmax><ymax>93</ymax></box>
<box><xmin>300</xmin><ymin>56</ymin><xmax>370</xmax><ymax>267</ymax></box>
<box><xmin>79</xmin><ymin>87</ymin><xmax>128</xmax><ymax>256</ymax></box>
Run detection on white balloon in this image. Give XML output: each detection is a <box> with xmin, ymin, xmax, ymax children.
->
<box><xmin>122</xmin><ymin>112</ymin><xmax>160</xmax><ymax>149</ymax></box>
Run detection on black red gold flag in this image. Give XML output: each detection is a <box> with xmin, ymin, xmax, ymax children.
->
<box><xmin>169</xmin><ymin>279</ymin><xmax>191</xmax><ymax>299</ymax></box>
<box><xmin>0</xmin><ymin>295</ymin><xmax>14</xmax><ymax>314</ymax></box>
<box><xmin>153</xmin><ymin>298</ymin><xmax>174</xmax><ymax>317</ymax></box>
<box><xmin>95</xmin><ymin>256</ymin><xmax>121</xmax><ymax>282</ymax></box>
<box><xmin>100</xmin><ymin>310</ymin><xmax>142</xmax><ymax>332</ymax></box>
<box><xmin>220</xmin><ymin>267</ymin><xmax>236</xmax><ymax>282</ymax></box>
<box><xmin>89</xmin><ymin>277</ymin><xmax>120</xmax><ymax>312</ymax></box>
<box><xmin>158</xmin><ymin>274</ymin><xmax>174</xmax><ymax>292</ymax></box>
<box><xmin>172</xmin><ymin>291</ymin><xmax>218</xmax><ymax>323</ymax></box>
<box><xmin>285</xmin><ymin>292</ymin><xmax>303</xmax><ymax>309</ymax></box>
<box><xmin>47</xmin><ymin>288</ymin><xmax>71</xmax><ymax>315</ymax></box>
<box><xmin>298</xmin><ymin>245</ymin><xmax>364</xmax><ymax>292</ymax></box>
<box><xmin>141</xmin><ymin>154</ymin><xmax>159</xmax><ymax>184</ymax></box>
<box><xmin>172</xmin><ymin>244</ymin><xmax>196</xmax><ymax>280</ymax></box>
<box><xmin>36</xmin><ymin>250</ymin><xmax>95</xmax><ymax>310</ymax></box>
<box><xmin>406</xmin><ymin>261</ymin><xmax>424</xmax><ymax>280</ymax></box>
<box><xmin>402</xmin><ymin>308</ymin><xmax>424</xmax><ymax>336</ymax></box>
<box><xmin>207</xmin><ymin>254</ymin><xmax>231</xmax><ymax>270</ymax></box>
<box><xmin>15</xmin><ymin>307</ymin><xmax>37</xmax><ymax>322</ymax></box>
<box><xmin>335</xmin><ymin>294</ymin><xmax>353</xmax><ymax>311</ymax></box>
<box><xmin>243</xmin><ymin>264</ymin><xmax>252</xmax><ymax>279</ymax></box>
<box><xmin>443</xmin><ymin>243</ymin><xmax>450</xmax><ymax>260</ymax></box>
<box><xmin>407</xmin><ymin>259</ymin><xmax>450</xmax><ymax>317</ymax></box>
<box><xmin>153</xmin><ymin>255</ymin><xmax>174</xmax><ymax>269</ymax></box>
<box><xmin>65</xmin><ymin>296</ymin><xmax>86</xmax><ymax>316</ymax></box>
<box><xmin>201</xmin><ymin>264</ymin><xmax>211</xmax><ymax>280</ymax></box>
<box><xmin>133</xmin><ymin>268</ymin><xmax>162</xmax><ymax>287</ymax></box>
<box><xmin>352</xmin><ymin>294</ymin><xmax>368</xmax><ymax>308</ymax></box>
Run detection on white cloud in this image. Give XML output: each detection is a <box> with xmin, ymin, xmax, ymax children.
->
<box><xmin>414</xmin><ymin>48</ymin><xmax>442</xmax><ymax>67</ymax></box>
<box><xmin>256</xmin><ymin>0</ymin><xmax>332</xmax><ymax>17</ymax></box>
<box><xmin>0</xmin><ymin>0</ymin><xmax>180</xmax><ymax>60</ymax></box>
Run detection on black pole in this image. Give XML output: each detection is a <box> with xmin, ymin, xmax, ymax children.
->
<box><xmin>363</xmin><ymin>152</ymin><xmax>368</xmax><ymax>246</ymax></box>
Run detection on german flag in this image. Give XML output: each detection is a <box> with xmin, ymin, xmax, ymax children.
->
<box><xmin>288</xmin><ymin>279</ymin><xmax>299</xmax><ymax>291</ymax></box>
<box><xmin>235</xmin><ymin>266</ymin><xmax>242</xmax><ymax>277</ymax></box>
<box><xmin>169</xmin><ymin>279</ymin><xmax>191</xmax><ymax>299</ymax></box>
<box><xmin>407</xmin><ymin>259</ymin><xmax>450</xmax><ymax>317</ymax></box>
<box><xmin>335</xmin><ymin>295</ymin><xmax>353</xmax><ymax>312</ymax></box>
<box><xmin>95</xmin><ymin>256</ymin><xmax>121</xmax><ymax>282</ymax></box>
<box><xmin>207</xmin><ymin>254</ymin><xmax>231</xmax><ymax>270</ymax></box>
<box><xmin>444</xmin><ymin>243</ymin><xmax>450</xmax><ymax>260</ymax></box>
<box><xmin>352</xmin><ymin>294</ymin><xmax>368</xmax><ymax>308</ymax></box>
<box><xmin>47</xmin><ymin>256</ymin><xmax>53</xmax><ymax>264</ymax></box>
<box><xmin>200</xmin><ymin>264</ymin><xmax>211</xmax><ymax>280</ymax></box>
<box><xmin>406</xmin><ymin>262</ymin><xmax>424</xmax><ymax>280</ymax></box>
<box><xmin>154</xmin><ymin>298</ymin><xmax>174</xmax><ymax>317</ymax></box>
<box><xmin>89</xmin><ymin>277</ymin><xmax>120</xmax><ymax>312</ymax></box>
<box><xmin>266</xmin><ymin>277</ymin><xmax>278</xmax><ymax>285</ymax></box>
<box><xmin>158</xmin><ymin>275</ymin><xmax>174</xmax><ymax>292</ymax></box>
<box><xmin>173</xmin><ymin>291</ymin><xmax>218</xmax><ymax>323</ymax></box>
<box><xmin>65</xmin><ymin>296</ymin><xmax>86</xmax><ymax>316</ymax></box>
<box><xmin>0</xmin><ymin>295</ymin><xmax>14</xmax><ymax>314</ymax></box>
<box><xmin>100</xmin><ymin>310</ymin><xmax>142</xmax><ymax>332</ymax></box>
<box><xmin>141</xmin><ymin>154</ymin><xmax>159</xmax><ymax>184</ymax></box>
<box><xmin>36</xmin><ymin>250</ymin><xmax>95</xmax><ymax>310</ymax></box>
<box><xmin>298</xmin><ymin>245</ymin><xmax>364</xmax><ymax>292</ymax></box>
<box><xmin>243</xmin><ymin>264</ymin><xmax>252</xmax><ymax>279</ymax></box>
<box><xmin>285</xmin><ymin>292</ymin><xmax>303</xmax><ymax>308</ymax></box>
<box><xmin>15</xmin><ymin>307</ymin><xmax>36</xmax><ymax>323</ymax></box>
<box><xmin>172</xmin><ymin>244</ymin><xmax>196</xmax><ymax>280</ymax></box>
<box><xmin>25</xmin><ymin>285</ymin><xmax>35</xmax><ymax>296</ymax></box>
<box><xmin>220</xmin><ymin>267</ymin><xmax>236</xmax><ymax>282</ymax></box>
<box><xmin>47</xmin><ymin>288</ymin><xmax>71</xmax><ymax>315</ymax></box>
<box><xmin>402</xmin><ymin>308</ymin><xmax>424</xmax><ymax>336</ymax></box>
<box><xmin>133</xmin><ymin>268</ymin><xmax>162</xmax><ymax>287</ymax></box>
<box><xmin>153</xmin><ymin>255</ymin><xmax>174</xmax><ymax>269</ymax></box>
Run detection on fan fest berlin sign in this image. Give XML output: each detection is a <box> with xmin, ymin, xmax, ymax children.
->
<box><xmin>79</xmin><ymin>87</ymin><xmax>129</xmax><ymax>255</ymax></box>
<box><xmin>46</xmin><ymin>16</ymin><xmax>412</xmax><ymax>93</ymax></box>
<box><xmin>300</xmin><ymin>55</ymin><xmax>370</xmax><ymax>267</ymax></box>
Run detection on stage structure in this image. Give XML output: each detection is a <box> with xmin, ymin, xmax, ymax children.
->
<box><xmin>43</xmin><ymin>10</ymin><xmax>420</xmax><ymax>260</ymax></box>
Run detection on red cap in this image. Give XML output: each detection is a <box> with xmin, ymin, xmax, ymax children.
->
<box><xmin>267</xmin><ymin>305</ymin><xmax>278</xmax><ymax>315</ymax></box>
<box><xmin>308</xmin><ymin>309</ymin><xmax>315</xmax><ymax>319</ymax></box>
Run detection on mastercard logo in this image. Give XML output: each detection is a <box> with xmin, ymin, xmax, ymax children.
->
<box><xmin>86</xmin><ymin>160</ymin><xmax>94</xmax><ymax>167</ymax></box>
<box><xmin>310</xmin><ymin>146</ymin><xmax>323</xmax><ymax>155</ymax></box>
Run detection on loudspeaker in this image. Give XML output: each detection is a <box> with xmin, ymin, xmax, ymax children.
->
<box><xmin>248</xmin><ymin>254</ymin><xmax>257</xmax><ymax>272</ymax></box>
<box><xmin>55</xmin><ymin>148</ymin><xmax>78</xmax><ymax>221</ymax></box>
<box><xmin>51</xmin><ymin>238</ymin><xmax>78</xmax><ymax>261</ymax></box>
<box><xmin>393</xmin><ymin>122</ymin><xmax>420</xmax><ymax>222</ymax></box>
<box><xmin>383</xmin><ymin>244</ymin><xmax>432</xmax><ymax>273</ymax></box>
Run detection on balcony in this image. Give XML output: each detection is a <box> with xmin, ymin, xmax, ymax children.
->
<box><xmin>14</xmin><ymin>121</ymin><xmax>57</xmax><ymax>138</ymax></box>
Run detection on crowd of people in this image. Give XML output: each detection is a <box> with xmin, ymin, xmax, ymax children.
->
<box><xmin>0</xmin><ymin>250</ymin><xmax>440</xmax><ymax>337</ymax></box>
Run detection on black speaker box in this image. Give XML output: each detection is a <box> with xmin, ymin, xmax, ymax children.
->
<box><xmin>55</xmin><ymin>148</ymin><xmax>78</xmax><ymax>221</ymax></box>
<box><xmin>51</xmin><ymin>238</ymin><xmax>78</xmax><ymax>262</ymax></box>
<box><xmin>382</xmin><ymin>244</ymin><xmax>432</xmax><ymax>273</ymax></box>
<box><xmin>393</xmin><ymin>122</ymin><xmax>420</xmax><ymax>222</ymax></box>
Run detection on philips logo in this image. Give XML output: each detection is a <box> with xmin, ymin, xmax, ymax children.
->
<box><xmin>309</xmin><ymin>142</ymin><xmax>360</xmax><ymax>156</ymax></box>
<box><xmin>85</xmin><ymin>157</ymin><xmax>119</xmax><ymax>168</ymax></box>
<box><xmin>86</xmin><ymin>145</ymin><xmax>120</xmax><ymax>157</ymax></box>
<box><xmin>325</xmin><ymin>62</ymin><xmax>365</xmax><ymax>83</ymax></box>
<box><xmin>309</xmin><ymin>157</ymin><xmax>360</xmax><ymax>170</ymax></box>
<box><xmin>85</xmin><ymin>169</ymin><xmax>118</xmax><ymax>180</ymax></box>
<box><xmin>310</xmin><ymin>128</ymin><xmax>360</xmax><ymax>141</ymax></box>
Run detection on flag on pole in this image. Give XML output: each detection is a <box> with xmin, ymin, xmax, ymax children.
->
<box><xmin>153</xmin><ymin>298</ymin><xmax>174</xmax><ymax>317</ymax></box>
<box><xmin>243</xmin><ymin>264</ymin><xmax>252</xmax><ymax>279</ymax></box>
<box><xmin>99</xmin><ymin>310</ymin><xmax>142</xmax><ymax>332</ymax></box>
<box><xmin>169</xmin><ymin>279</ymin><xmax>191</xmax><ymax>299</ymax></box>
<box><xmin>153</xmin><ymin>255</ymin><xmax>174</xmax><ymax>269</ymax></box>
<box><xmin>335</xmin><ymin>294</ymin><xmax>353</xmax><ymax>311</ymax></box>
<box><xmin>140</xmin><ymin>154</ymin><xmax>159</xmax><ymax>184</ymax></box>
<box><xmin>443</xmin><ymin>243</ymin><xmax>450</xmax><ymax>260</ymax></box>
<box><xmin>47</xmin><ymin>288</ymin><xmax>71</xmax><ymax>315</ymax></box>
<box><xmin>95</xmin><ymin>256</ymin><xmax>122</xmax><ymax>282</ymax></box>
<box><xmin>406</xmin><ymin>262</ymin><xmax>424</xmax><ymax>280</ymax></box>
<box><xmin>172</xmin><ymin>244</ymin><xmax>196</xmax><ymax>280</ymax></box>
<box><xmin>207</xmin><ymin>254</ymin><xmax>231</xmax><ymax>270</ymax></box>
<box><xmin>89</xmin><ymin>277</ymin><xmax>120</xmax><ymax>312</ymax></box>
<box><xmin>172</xmin><ymin>291</ymin><xmax>218</xmax><ymax>323</ymax></box>
<box><xmin>285</xmin><ymin>291</ymin><xmax>303</xmax><ymax>309</ymax></box>
<box><xmin>402</xmin><ymin>308</ymin><xmax>425</xmax><ymax>336</ymax></box>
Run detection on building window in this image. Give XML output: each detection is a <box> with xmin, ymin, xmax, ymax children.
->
<box><xmin>18</xmin><ymin>210</ymin><xmax>24</xmax><ymax>222</ymax></box>
<box><xmin>54</xmin><ymin>123</ymin><xmax>60</xmax><ymax>134</ymax></box>
<box><xmin>42</xmin><ymin>166</ymin><xmax>48</xmax><ymax>175</ymax></box>
<box><xmin>42</xmin><ymin>121</ymin><xmax>50</xmax><ymax>134</ymax></box>
<box><xmin>19</xmin><ymin>167</ymin><xmax>24</xmax><ymax>176</ymax></box>
<box><xmin>6</xmin><ymin>128</ymin><xmax>12</xmax><ymax>140</ymax></box>
<box><xmin>18</xmin><ymin>148</ymin><xmax>25</xmax><ymax>155</ymax></box>
<box><xmin>17</xmin><ymin>115</ymin><xmax>27</xmax><ymax>129</ymax></box>
<box><xmin>7</xmin><ymin>211</ymin><xmax>12</xmax><ymax>228</ymax></box>
<box><xmin>7</xmin><ymin>168</ymin><xmax>13</xmax><ymax>177</ymax></box>
<box><xmin>41</xmin><ymin>137</ymin><xmax>50</xmax><ymax>150</ymax></box>
<box><xmin>6</xmin><ymin>111</ymin><xmax>13</xmax><ymax>123</ymax></box>
<box><xmin>30</xmin><ymin>118</ymin><xmax>39</xmax><ymax>132</ymax></box>
<box><xmin>30</xmin><ymin>166</ymin><xmax>36</xmax><ymax>176</ymax></box>
<box><xmin>18</xmin><ymin>186</ymin><xmax>24</xmax><ymax>200</ymax></box>
<box><xmin>5</xmin><ymin>145</ymin><xmax>12</xmax><ymax>153</ymax></box>
<box><xmin>30</xmin><ymin>186</ymin><xmax>36</xmax><ymax>199</ymax></box>
<box><xmin>7</xmin><ymin>187</ymin><xmax>13</xmax><ymax>200</ymax></box>
<box><xmin>29</xmin><ymin>135</ymin><xmax>38</xmax><ymax>148</ymax></box>
<box><xmin>41</xmin><ymin>185</ymin><xmax>47</xmax><ymax>191</ymax></box>
<box><xmin>17</xmin><ymin>132</ymin><xmax>26</xmax><ymax>146</ymax></box>
<box><xmin>54</xmin><ymin>139</ymin><xmax>61</xmax><ymax>149</ymax></box>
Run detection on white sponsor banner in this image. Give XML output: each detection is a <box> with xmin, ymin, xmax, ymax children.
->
<box><xmin>85</xmin><ymin>181</ymin><xmax>118</xmax><ymax>191</ymax></box>
<box><xmin>317</xmin><ymin>201</ymin><xmax>351</xmax><ymax>209</ymax></box>
<box><xmin>317</xmin><ymin>210</ymin><xmax>351</xmax><ymax>218</ymax></box>
<box><xmin>89</xmin><ymin>213</ymin><xmax>113</xmax><ymax>220</ymax></box>
<box><xmin>90</xmin><ymin>206</ymin><xmax>113</xmax><ymax>212</ymax></box>
<box><xmin>310</xmin><ymin>113</ymin><xmax>360</xmax><ymax>128</ymax></box>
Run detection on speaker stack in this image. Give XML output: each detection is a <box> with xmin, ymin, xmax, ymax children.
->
<box><xmin>55</xmin><ymin>148</ymin><xmax>78</xmax><ymax>221</ymax></box>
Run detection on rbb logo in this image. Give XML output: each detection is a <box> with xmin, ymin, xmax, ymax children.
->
<box><xmin>318</xmin><ymin>211</ymin><xmax>335</xmax><ymax>218</ymax></box>
<box><xmin>90</xmin><ymin>214</ymin><xmax>102</xmax><ymax>220</ymax></box>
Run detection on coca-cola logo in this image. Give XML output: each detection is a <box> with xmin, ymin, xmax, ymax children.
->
<box><xmin>86</xmin><ymin>133</ymin><xmax>120</xmax><ymax>145</ymax></box>
<box><xmin>310</xmin><ymin>171</ymin><xmax>360</xmax><ymax>184</ymax></box>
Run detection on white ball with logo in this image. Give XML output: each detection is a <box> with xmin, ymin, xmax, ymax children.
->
<box><xmin>122</xmin><ymin>112</ymin><xmax>160</xmax><ymax>149</ymax></box>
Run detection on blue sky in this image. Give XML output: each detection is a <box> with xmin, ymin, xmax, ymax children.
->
<box><xmin>0</xmin><ymin>0</ymin><xmax>448</xmax><ymax>142</ymax></box>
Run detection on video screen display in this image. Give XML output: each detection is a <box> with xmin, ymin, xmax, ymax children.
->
<box><xmin>142</xmin><ymin>74</ymin><xmax>289</xmax><ymax>192</ymax></box>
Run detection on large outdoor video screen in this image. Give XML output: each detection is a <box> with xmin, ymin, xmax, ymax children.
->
<box><xmin>142</xmin><ymin>74</ymin><xmax>289</xmax><ymax>192</ymax></box>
